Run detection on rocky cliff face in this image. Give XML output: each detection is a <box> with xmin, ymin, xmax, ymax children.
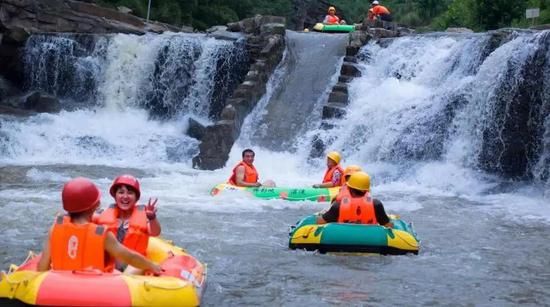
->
<box><xmin>192</xmin><ymin>16</ymin><xmax>286</xmax><ymax>170</ymax></box>
<box><xmin>0</xmin><ymin>0</ymin><xmax>182</xmax><ymax>39</ymax></box>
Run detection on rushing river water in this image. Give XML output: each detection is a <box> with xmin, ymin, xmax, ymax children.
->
<box><xmin>1</xmin><ymin>30</ymin><xmax>550</xmax><ymax>306</ymax></box>
<box><xmin>1</xmin><ymin>153</ymin><xmax>549</xmax><ymax>306</ymax></box>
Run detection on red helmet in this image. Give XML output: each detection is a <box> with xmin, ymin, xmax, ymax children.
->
<box><xmin>109</xmin><ymin>175</ymin><xmax>141</xmax><ymax>200</ymax></box>
<box><xmin>62</xmin><ymin>178</ymin><xmax>101</xmax><ymax>213</ymax></box>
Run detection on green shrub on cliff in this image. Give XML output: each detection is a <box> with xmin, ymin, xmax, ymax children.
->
<box><xmin>96</xmin><ymin>0</ymin><xmax>550</xmax><ymax>31</ymax></box>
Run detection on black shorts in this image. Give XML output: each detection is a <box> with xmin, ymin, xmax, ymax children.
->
<box><xmin>380</xmin><ymin>14</ymin><xmax>393</xmax><ymax>22</ymax></box>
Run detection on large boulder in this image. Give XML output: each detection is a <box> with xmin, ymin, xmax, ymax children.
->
<box><xmin>0</xmin><ymin>75</ymin><xmax>20</xmax><ymax>99</ymax></box>
<box><xmin>186</xmin><ymin>117</ymin><xmax>207</xmax><ymax>141</ymax></box>
<box><xmin>0</xmin><ymin>0</ymin><xmax>189</xmax><ymax>38</ymax></box>
<box><xmin>23</xmin><ymin>91</ymin><xmax>61</xmax><ymax>113</ymax></box>
<box><xmin>193</xmin><ymin>16</ymin><xmax>286</xmax><ymax>170</ymax></box>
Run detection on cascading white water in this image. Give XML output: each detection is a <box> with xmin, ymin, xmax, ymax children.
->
<box><xmin>310</xmin><ymin>31</ymin><xmax>549</xmax><ymax>190</ymax></box>
<box><xmin>24</xmin><ymin>34</ymin><xmax>110</xmax><ymax>105</ymax></box>
<box><xmin>2</xmin><ymin>30</ymin><xmax>550</xmax><ymax>306</ymax></box>
<box><xmin>237</xmin><ymin>31</ymin><xmax>347</xmax><ymax>152</ymax></box>
<box><xmin>99</xmin><ymin>33</ymin><xmax>248</xmax><ymax>118</ymax></box>
<box><xmin>2</xmin><ymin>32</ymin><xmax>248</xmax><ymax>166</ymax></box>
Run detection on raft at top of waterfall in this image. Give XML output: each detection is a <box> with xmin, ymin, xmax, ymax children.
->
<box><xmin>312</xmin><ymin>23</ymin><xmax>356</xmax><ymax>33</ymax></box>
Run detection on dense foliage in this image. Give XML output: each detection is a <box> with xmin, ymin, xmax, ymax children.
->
<box><xmin>97</xmin><ymin>0</ymin><xmax>550</xmax><ymax>31</ymax></box>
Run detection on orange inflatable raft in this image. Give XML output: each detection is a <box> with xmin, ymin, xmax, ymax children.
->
<box><xmin>0</xmin><ymin>237</ymin><xmax>206</xmax><ymax>306</ymax></box>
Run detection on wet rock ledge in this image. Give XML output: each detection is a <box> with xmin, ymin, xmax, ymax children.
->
<box><xmin>192</xmin><ymin>16</ymin><xmax>286</xmax><ymax>170</ymax></box>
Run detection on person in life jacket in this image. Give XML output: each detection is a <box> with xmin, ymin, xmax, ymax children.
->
<box><xmin>313</xmin><ymin>151</ymin><xmax>345</xmax><ymax>188</ymax></box>
<box><xmin>94</xmin><ymin>174</ymin><xmax>161</xmax><ymax>273</ymax></box>
<box><xmin>37</xmin><ymin>178</ymin><xmax>161</xmax><ymax>274</ymax></box>
<box><xmin>317</xmin><ymin>172</ymin><xmax>393</xmax><ymax>227</ymax></box>
<box><xmin>371</xmin><ymin>1</ymin><xmax>392</xmax><ymax>22</ymax></box>
<box><xmin>367</xmin><ymin>8</ymin><xmax>377</xmax><ymax>21</ymax></box>
<box><xmin>333</xmin><ymin>164</ymin><xmax>363</xmax><ymax>202</ymax></box>
<box><xmin>228</xmin><ymin>148</ymin><xmax>276</xmax><ymax>187</ymax></box>
<box><xmin>323</xmin><ymin>6</ymin><xmax>347</xmax><ymax>25</ymax></box>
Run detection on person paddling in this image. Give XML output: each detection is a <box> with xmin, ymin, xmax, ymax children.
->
<box><xmin>323</xmin><ymin>6</ymin><xmax>347</xmax><ymax>25</ymax></box>
<box><xmin>94</xmin><ymin>174</ymin><xmax>161</xmax><ymax>274</ymax></box>
<box><xmin>228</xmin><ymin>149</ymin><xmax>276</xmax><ymax>187</ymax></box>
<box><xmin>371</xmin><ymin>1</ymin><xmax>392</xmax><ymax>22</ymax></box>
<box><xmin>333</xmin><ymin>164</ymin><xmax>363</xmax><ymax>202</ymax></box>
<box><xmin>313</xmin><ymin>151</ymin><xmax>345</xmax><ymax>188</ymax></box>
<box><xmin>37</xmin><ymin>178</ymin><xmax>161</xmax><ymax>274</ymax></box>
<box><xmin>317</xmin><ymin>172</ymin><xmax>393</xmax><ymax>228</ymax></box>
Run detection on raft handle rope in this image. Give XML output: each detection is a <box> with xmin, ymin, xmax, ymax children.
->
<box><xmin>1</xmin><ymin>250</ymin><xmax>40</xmax><ymax>293</ymax></box>
<box><xmin>136</xmin><ymin>264</ymin><xmax>207</xmax><ymax>291</ymax></box>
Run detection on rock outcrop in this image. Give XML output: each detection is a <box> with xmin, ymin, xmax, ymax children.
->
<box><xmin>193</xmin><ymin>16</ymin><xmax>286</xmax><ymax>170</ymax></box>
<box><xmin>0</xmin><ymin>0</ymin><xmax>184</xmax><ymax>40</ymax></box>
<box><xmin>0</xmin><ymin>0</ymin><xmax>191</xmax><ymax>113</ymax></box>
<box><xmin>309</xmin><ymin>23</ymin><xmax>413</xmax><ymax>159</ymax></box>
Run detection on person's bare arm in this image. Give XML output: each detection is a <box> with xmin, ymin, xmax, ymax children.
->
<box><xmin>148</xmin><ymin>218</ymin><xmax>161</xmax><ymax>236</ymax></box>
<box><xmin>316</xmin><ymin>215</ymin><xmax>328</xmax><ymax>224</ymax></box>
<box><xmin>313</xmin><ymin>182</ymin><xmax>335</xmax><ymax>188</ymax></box>
<box><xmin>104</xmin><ymin>232</ymin><xmax>161</xmax><ymax>273</ymax></box>
<box><xmin>145</xmin><ymin>198</ymin><xmax>161</xmax><ymax>236</ymax></box>
<box><xmin>37</xmin><ymin>229</ymin><xmax>52</xmax><ymax>271</ymax></box>
<box><xmin>235</xmin><ymin>166</ymin><xmax>261</xmax><ymax>187</ymax></box>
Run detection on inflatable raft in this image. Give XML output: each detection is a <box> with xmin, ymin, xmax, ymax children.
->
<box><xmin>289</xmin><ymin>214</ymin><xmax>419</xmax><ymax>255</ymax></box>
<box><xmin>0</xmin><ymin>237</ymin><xmax>206</xmax><ymax>306</ymax></box>
<box><xmin>210</xmin><ymin>183</ymin><xmax>339</xmax><ymax>202</ymax></box>
<box><xmin>313</xmin><ymin>23</ymin><xmax>356</xmax><ymax>33</ymax></box>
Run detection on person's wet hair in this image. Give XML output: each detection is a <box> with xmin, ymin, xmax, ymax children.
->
<box><xmin>116</xmin><ymin>184</ymin><xmax>138</xmax><ymax>195</ymax></box>
<box><xmin>242</xmin><ymin>149</ymin><xmax>255</xmax><ymax>157</ymax></box>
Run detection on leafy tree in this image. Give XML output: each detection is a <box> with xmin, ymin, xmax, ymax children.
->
<box><xmin>94</xmin><ymin>0</ymin><xmax>549</xmax><ymax>31</ymax></box>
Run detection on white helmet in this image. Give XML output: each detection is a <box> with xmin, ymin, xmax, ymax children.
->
<box><xmin>372</xmin><ymin>1</ymin><xmax>379</xmax><ymax>4</ymax></box>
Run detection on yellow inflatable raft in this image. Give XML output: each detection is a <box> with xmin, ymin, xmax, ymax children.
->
<box><xmin>0</xmin><ymin>237</ymin><xmax>206</xmax><ymax>306</ymax></box>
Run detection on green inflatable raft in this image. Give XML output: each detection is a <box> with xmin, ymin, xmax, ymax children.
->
<box><xmin>210</xmin><ymin>183</ymin><xmax>339</xmax><ymax>202</ymax></box>
<box><xmin>312</xmin><ymin>23</ymin><xmax>356</xmax><ymax>33</ymax></box>
<box><xmin>289</xmin><ymin>214</ymin><xmax>420</xmax><ymax>255</ymax></box>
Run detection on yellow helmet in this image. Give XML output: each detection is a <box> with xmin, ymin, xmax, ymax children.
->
<box><xmin>328</xmin><ymin>6</ymin><xmax>336</xmax><ymax>12</ymax></box>
<box><xmin>326</xmin><ymin>151</ymin><xmax>341</xmax><ymax>164</ymax></box>
<box><xmin>304</xmin><ymin>28</ymin><xmax>310</xmax><ymax>32</ymax></box>
<box><xmin>344</xmin><ymin>165</ymin><xmax>362</xmax><ymax>178</ymax></box>
<box><xmin>346</xmin><ymin>171</ymin><xmax>371</xmax><ymax>192</ymax></box>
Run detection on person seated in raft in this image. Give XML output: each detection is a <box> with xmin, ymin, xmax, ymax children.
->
<box><xmin>37</xmin><ymin>178</ymin><xmax>162</xmax><ymax>274</ymax></box>
<box><xmin>367</xmin><ymin>8</ymin><xmax>377</xmax><ymax>22</ymax></box>
<box><xmin>333</xmin><ymin>164</ymin><xmax>363</xmax><ymax>202</ymax></box>
<box><xmin>312</xmin><ymin>151</ymin><xmax>345</xmax><ymax>188</ymax></box>
<box><xmin>323</xmin><ymin>6</ymin><xmax>347</xmax><ymax>25</ymax></box>
<box><xmin>94</xmin><ymin>174</ymin><xmax>161</xmax><ymax>274</ymax></box>
<box><xmin>371</xmin><ymin>1</ymin><xmax>392</xmax><ymax>22</ymax></box>
<box><xmin>228</xmin><ymin>148</ymin><xmax>276</xmax><ymax>187</ymax></box>
<box><xmin>317</xmin><ymin>172</ymin><xmax>393</xmax><ymax>228</ymax></box>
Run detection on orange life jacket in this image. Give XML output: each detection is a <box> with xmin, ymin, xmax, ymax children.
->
<box><xmin>326</xmin><ymin>15</ymin><xmax>340</xmax><ymax>24</ymax></box>
<box><xmin>228</xmin><ymin>161</ymin><xmax>259</xmax><ymax>186</ymax></box>
<box><xmin>96</xmin><ymin>204</ymin><xmax>149</xmax><ymax>256</ymax></box>
<box><xmin>338</xmin><ymin>194</ymin><xmax>378</xmax><ymax>224</ymax></box>
<box><xmin>50</xmin><ymin>215</ymin><xmax>113</xmax><ymax>272</ymax></box>
<box><xmin>372</xmin><ymin>5</ymin><xmax>391</xmax><ymax>15</ymax></box>
<box><xmin>322</xmin><ymin>165</ymin><xmax>345</xmax><ymax>186</ymax></box>
<box><xmin>335</xmin><ymin>184</ymin><xmax>351</xmax><ymax>202</ymax></box>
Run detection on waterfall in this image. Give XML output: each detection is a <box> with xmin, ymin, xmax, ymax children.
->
<box><xmin>0</xmin><ymin>32</ymin><xmax>249</xmax><ymax>166</ymax></box>
<box><xmin>23</xmin><ymin>32</ymin><xmax>249</xmax><ymax>119</ymax></box>
<box><xmin>315</xmin><ymin>30</ymin><xmax>549</xmax><ymax>185</ymax></box>
<box><xmin>237</xmin><ymin>31</ymin><xmax>347</xmax><ymax>152</ymax></box>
